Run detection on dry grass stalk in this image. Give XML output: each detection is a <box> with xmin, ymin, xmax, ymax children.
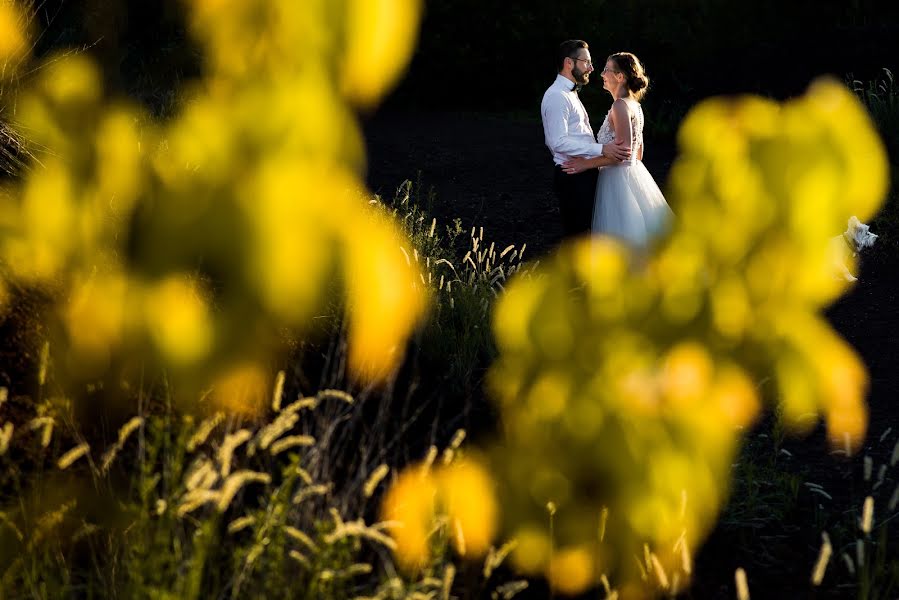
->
<box><xmin>675</xmin><ymin>532</ymin><xmax>692</xmax><ymax>575</ymax></box>
<box><xmin>177</xmin><ymin>489</ymin><xmax>221</xmax><ymax>517</ymax></box>
<box><xmin>271</xmin><ymin>369</ymin><xmax>285</xmax><ymax>411</ymax></box>
<box><xmin>116</xmin><ymin>416</ymin><xmax>144</xmax><ymax>447</ymax></box>
<box><xmin>324</xmin><ymin>518</ymin><xmax>397</xmax><ymax>550</ymax></box>
<box><xmin>810</xmin><ymin>532</ymin><xmax>832</xmax><ymax>585</ymax></box>
<box><xmin>100</xmin><ymin>416</ymin><xmax>144</xmax><ymax>473</ymax></box>
<box><xmin>598</xmin><ymin>506</ymin><xmax>609</xmax><ymax>542</ymax></box>
<box><xmin>650</xmin><ymin>553</ymin><xmax>669</xmax><ymax>589</ymax></box>
<box><xmin>295</xmin><ymin>466</ymin><xmax>314</xmax><ymax>485</ymax></box>
<box><xmin>860</xmin><ymin>496</ymin><xmax>874</xmax><ymax>534</ymax></box>
<box><xmin>282</xmin><ymin>397</ymin><xmax>318</xmax><ymax>415</ymax></box>
<box><xmin>284</xmin><ymin>526</ymin><xmax>318</xmax><ymax>551</ymax></box>
<box><xmin>269</xmin><ymin>435</ymin><xmax>315</xmax><ymax>455</ymax></box>
<box><xmin>256</xmin><ymin>412</ymin><xmax>299</xmax><ymax>451</ymax></box>
<box><xmin>421</xmin><ymin>445</ymin><xmax>438</xmax><ymax>476</ymax></box>
<box><xmin>27</xmin><ymin>416</ymin><xmax>54</xmax><ymax>448</ymax></box>
<box><xmin>491</xmin><ymin>581</ymin><xmax>529</xmax><ymax>599</ymax></box>
<box><xmin>186</xmin><ymin>458</ymin><xmax>219</xmax><ymax>491</ymax></box>
<box><xmin>0</xmin><ymin>511</ymin><xmax>23</xmax><ymax>542</ymax></box>
<box><xmin>440</xmin><ymin>564</ymin><xmax>455</xmax><ymax>599</ymax></box>
<box><xmin>57</xmin><ymin>442</ymin><xmax>90</xmax><ymax>470</ymax></box>
<box><xmin>216</xmin><ymin>470</ymin><xmax>271</xmax><ymax>511</ymax></box>
<box><xmin>292</xmin><ymin>484</ymin><xmax>331</xmax><ymax>504</ymax></box>
<box><xmin>483</xmin><ymin>539</ymin><xmax>517</xmax><ymax>580</ymax></box>
<box><xmin>187</xmin><ymin>412</ymin><xmax>225</xmax><ymax>451</ymax></box>
<box><xmin>363</xmin><ymin>464</ymin><xmax>390</xmax><ymax>498</ymax></box>
<box><xmin>875</xmin><ymin>464</ymin><xmax>888</xmax><ymax>489</ymax></box>
<box><xmin>289</xmin><ymin>549</ymin><xmax>310</xmax><ymax>567</ymax></box>
<box><xmin>0</xmin><ymin>422</ymin><xmax>14</xmax><ymax>455</ymax></box>
<box><xmin>317</xmin><ymin>389</ymin><xmax>354</xmax><ymax>404</ymax></box>
<box><xmin>344</xmin><ymin>563</ymin><xmax>373</xmax><ymax>577</ymax></box>
<box><xmin>227</xmin><ymin>516</ymin><xmax>256</xmax><ymax>534</ymax></box>
<box><xmin>449</xmin><ymin>429</ymin><xmax>466</xmax><ymax>450</ymax></box>
<box><xmin>441</xmin><ymin>447</ymin><xmax>455</xmax><ymax>465</ymax></box>
<box><xmin>889</xmin><ymin>484</ymin><xmax>899</xmax><ymax>512</ymax></box>
<box><xmin>735</xmin><ymin>568</ymin><xmax>750</xmax><ymax>600</ymax></box>
<box><xmin>38</xmin><ymin>341</ymin><xmax>49</xmax><ymax>386</ymax></box>
<box><xmin>30</xmin><ymin>501</ymin><xmax>76</xmax><ymax>549</ymax></box>
<box><xmin>218</xmin><ymin>429</ymin><xmax>252</xmax><ymax>477</ymax></box>
<box><xmin>454</xmin><ymin>518</ymin><xmax>466</xmax><ymax>556</ymax></box>
<box><xmin>841</xmin><ymin>552</ymin><xmax>856</xmax><ymax>575</ymax></box>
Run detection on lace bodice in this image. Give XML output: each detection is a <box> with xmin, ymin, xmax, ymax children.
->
<box><xmin>596</xmin><ymin>99</ymin><xmax>644</xmax><ymax>161</ymax></box>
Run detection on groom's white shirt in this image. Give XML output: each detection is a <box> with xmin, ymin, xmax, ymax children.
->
<box><xmin>541</xmin><ymin>74</ymin><xmax>604</xmax><ymax>166</ymax></box>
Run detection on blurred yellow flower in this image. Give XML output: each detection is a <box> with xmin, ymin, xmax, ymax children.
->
<box><xmin>510</xmin><ymin>526</ymin><xmax>552</xmax><ymax>575</ymax></box>
<box><xmin>381</xmin><ymin>464</ymin><xmax>438</xmax><ymax>572</ymax></box>
<box><xmin>143</xmin><ymin>276</ymin><xmax>214</xmax><ymax>367</ymax></box>
<box><xmin>441</xmin><ymin>459</ymin><xmax>498</xmax><ymax>557</ymax></box>
<box><xmin>0</xmin><ymin>2</ymin><xmax>29</xmax><ymax>71</ymax></box>
<box><xmin>489</xmin><ymin>78</ymin><xmax>887</xmax><ymax>594</ymax></box>
<box><xmin>342</xmin><ymin>0</ymin><xmax>422</xmax><ymax>107</ymax></box>
<box><xmin>548</xmin><ymin>545</ymin><xmax>595</xmax><ymax>597</ymax></box>
<box><xmin>0</xmin><ymin>0</ymin><xmax>426</xmax><ymax>398</ymax></box>
<box><xmin>210</xmin><ymin>363</ymin><xmax>269</xmax><ymax>416</ymax></box>
<box><xmin>381</xmin><ymin>456</ymin><xmax>497</xmax><ymax>572</ymax></box>
<box><xmin>343</xmin><ymin>209</ymin><xmax>428</xmax><ymax>382</ymax></box>
<box><xmin>62</xmin><ymin>271</ymin><xmax>129</xmax><ymax>373</ymax></box>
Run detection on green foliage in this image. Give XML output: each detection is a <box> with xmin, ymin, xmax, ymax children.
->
<box><xmin>380</xmin><ymin>178</ymin><xmax>533</xmax><ymax>405</ymax></box>
<box><xmin>0</xmin><ymin>184</ymin><xmax>529</xmax><ymax>599</ymax></box>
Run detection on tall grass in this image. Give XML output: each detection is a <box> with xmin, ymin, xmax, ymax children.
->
<box><xmin>0</xmin><ymin>181</ymin><xmax>530</xmax><ymax>599</ymax></box>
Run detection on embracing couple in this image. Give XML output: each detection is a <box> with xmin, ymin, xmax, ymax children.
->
<box><xmin>541</xmin><ymin>40</ymin><xmax>673</xmax><ymax>248</ymax></box>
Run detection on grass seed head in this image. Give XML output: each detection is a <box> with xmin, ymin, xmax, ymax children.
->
<box><xmin>57</xmin><ymin>442</ymin><xmax>90</xmax><ymax>470</ymax></box>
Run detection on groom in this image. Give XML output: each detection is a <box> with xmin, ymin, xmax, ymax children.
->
<box><xmin>541</xmin><ymin>40</ymin><xmax>630</xmax><ymax>238</ymax></box>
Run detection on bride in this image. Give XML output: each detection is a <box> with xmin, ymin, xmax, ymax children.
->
<box><xmin>562</xmin><ymin>52</ymin><xmax>673</xmax><ymax>249</ymax></box>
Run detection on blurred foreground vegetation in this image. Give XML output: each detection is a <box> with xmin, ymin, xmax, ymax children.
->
<box><xmin>0</xmin><ymin>0</ymin><xmax>898</xmax><ymax>598</ymax></box>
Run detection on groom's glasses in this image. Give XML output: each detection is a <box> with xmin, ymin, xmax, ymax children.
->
<box><xmin>570</xmin><ymin>57</ymin><xmax>593</xmax><ymax>68</ymax></box>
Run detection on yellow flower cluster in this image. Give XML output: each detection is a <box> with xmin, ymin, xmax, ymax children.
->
<box><xmin>488</xmin><ymin>79</ymin><xmax>888</xmax><ymax>595</ymax></box>
<box><xmin>380</xmin><ymin>455</ymin><xmax>497</xmax><ymax>573</ymax></box>
<box><xmin>0</xmin><ymin>1</ymin><xmax>29</xmax><ymax>70</ymax></box>
<box><xmin>0</xmin><ymin>0</ymin><xmax>425</xmax><ymax>400</ymax></box>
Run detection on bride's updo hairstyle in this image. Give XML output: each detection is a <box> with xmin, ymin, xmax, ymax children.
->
<box><xmin>608</xmin><ymin>52</ymin><xmax>650</xmax><ymax>101</ymax></box>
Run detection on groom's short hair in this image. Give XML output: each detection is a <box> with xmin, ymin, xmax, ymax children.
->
<box><xmin>558</xmin><ymin>40</ymin><xmax>588</xmax><ymax>71</ymax></box>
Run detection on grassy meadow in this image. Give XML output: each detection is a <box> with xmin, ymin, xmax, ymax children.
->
<box><xmin>1</xmin><ymin>1</ymin><xmax>899</xmax><ymax>599</ymax></box>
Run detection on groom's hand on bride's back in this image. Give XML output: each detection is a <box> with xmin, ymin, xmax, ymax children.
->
<box><xmin>602</xmin><ymin>142</ymin><xmax>631</xmax><ymax>162</ymax></box>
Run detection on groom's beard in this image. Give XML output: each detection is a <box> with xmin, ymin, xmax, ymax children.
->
<box><xmin>572</xmin><ymin>66</ymin><xmax>590</xmax><ymax>86</ymax></box>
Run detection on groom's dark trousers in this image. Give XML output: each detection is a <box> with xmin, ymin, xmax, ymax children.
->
<box><xmin>554</xmin><ymin>166</ymin><xmax>598</xmax><ymax>238</ymax></box>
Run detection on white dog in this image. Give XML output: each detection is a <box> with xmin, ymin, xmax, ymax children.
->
<box><xmin>830</xmin><ymin>216</ymin><xmax>878</xmax><ymax>282</ymax></box>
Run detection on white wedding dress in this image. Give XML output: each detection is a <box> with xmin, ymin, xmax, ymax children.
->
<box><xmin>592</xmin><ymin>99</ymin><xmax>673</xmax><ymax>248</ymax></box>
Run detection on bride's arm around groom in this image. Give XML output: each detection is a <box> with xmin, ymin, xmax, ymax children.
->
<box><xmin>541</xmin><ymin>39</ymin><xmax>630</xmax><ymax>238</ymax></box>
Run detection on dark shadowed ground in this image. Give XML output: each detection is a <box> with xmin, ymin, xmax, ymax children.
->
<box><xmin>364</xmin><ymin>110</ymin><xmax>899</xmax><ymax>599</ymax></box>
<box><xmin>363</xmin><ymin>110</ymin><xmax>677</xmax><ymax>254</ymax></box>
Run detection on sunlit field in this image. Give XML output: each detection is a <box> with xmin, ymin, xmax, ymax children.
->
<box><xmin>1</xmin><ymin>1</ymin><xmax>898</xmax><ymax>599</ymax></box>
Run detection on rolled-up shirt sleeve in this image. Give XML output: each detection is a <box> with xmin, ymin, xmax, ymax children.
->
<box><xmin>542</xmin><ymin>93</ymin><xmax>604</xmax><ymax>159</ymax></box>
